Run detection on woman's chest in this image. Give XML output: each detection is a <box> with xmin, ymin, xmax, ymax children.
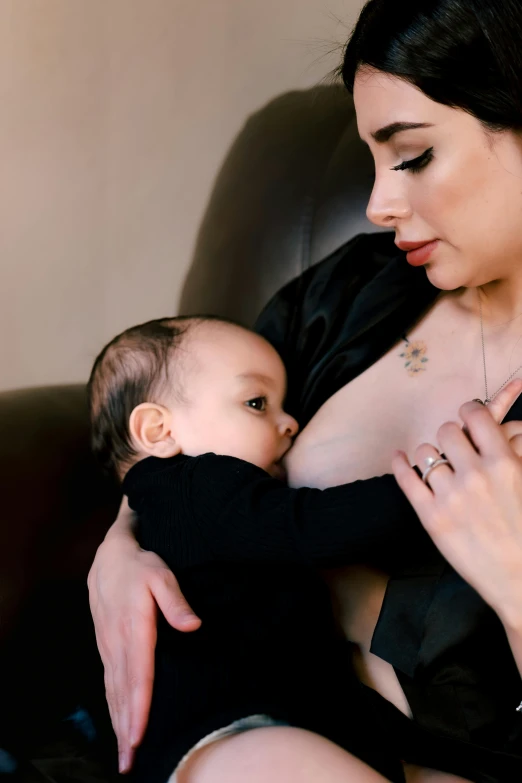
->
<box><xmin>286</xmin><ymin>297</ymin><xmax>484</xmax><ymax>488</ymax></box>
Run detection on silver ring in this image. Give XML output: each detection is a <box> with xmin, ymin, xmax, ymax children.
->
<box><xmin>421</xmin><ymin>456</ymin><xmax>450</xmax><ymax>484</ymax></box>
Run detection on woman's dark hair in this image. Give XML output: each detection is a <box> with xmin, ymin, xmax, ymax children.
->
<box><xmin>340</xmin><ymin>0</ymin><xmax>522</xmax><ymax>132</ymax></box>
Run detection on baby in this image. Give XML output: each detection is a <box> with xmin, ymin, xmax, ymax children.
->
<box><xmin>88</xmin><ymin>315</ymin><xmax>420</xmax><ymax>783</ymax></box>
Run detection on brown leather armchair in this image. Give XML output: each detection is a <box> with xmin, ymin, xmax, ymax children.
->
<box><xmin>0</xmin><ymin>83</ymin><xmax>375</xmax><ymax>780</ymax></box>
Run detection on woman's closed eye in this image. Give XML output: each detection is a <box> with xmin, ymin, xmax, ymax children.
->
<box><xmin>391</xmin><ymin>146</ymin><xmax>434</xmax><ymax>174</ymax></box>
<box><xmin>245</xmin><ymin>396</ymin><xmax>267</xmax><ymax>412</ymax></box>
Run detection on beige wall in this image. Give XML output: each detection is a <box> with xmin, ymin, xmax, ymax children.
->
<box><xmin>1</xmin><ymin>0</ymin><xmax>364</xmax><ymax>392</ymax></box>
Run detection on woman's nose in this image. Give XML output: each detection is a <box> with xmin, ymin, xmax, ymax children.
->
<box><xmin>280</xmin><ymin>413</ymin><xmax>299</xmax><ymax>439</ymax></box>
<box><xmin>366</xmin><ymin>174</ymin><xmax>412</xmax><ymax>228</ymax></box>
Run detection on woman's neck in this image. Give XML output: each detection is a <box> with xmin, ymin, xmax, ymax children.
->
<box><xmin>459</xmin><ymin>271</ymin><xmax>522</xmax><ymax>331</ymax></box>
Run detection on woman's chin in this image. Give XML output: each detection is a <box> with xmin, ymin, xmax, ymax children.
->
<box><xmin>424</xmin><ymin>263</ymin><xmax>465</xmax><ymax>292</ymax></box>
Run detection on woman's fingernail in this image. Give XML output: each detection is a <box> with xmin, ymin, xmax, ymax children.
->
<box><xmin>180</xmin><ymin>611</ymin><xmax>199</xmax><ymax>625</ymax></box>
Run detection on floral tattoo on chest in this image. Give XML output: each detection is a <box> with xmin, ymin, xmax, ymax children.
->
<box><xmin>399</xmin><ymin>336</ymin><xmax>429</xmax><ymax>376</ymax></box>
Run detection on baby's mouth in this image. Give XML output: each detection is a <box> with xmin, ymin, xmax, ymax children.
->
<box><xmin>270</xmin><ymin>460</ymin><xmax>287</xmax><ymax>481</ymax></box>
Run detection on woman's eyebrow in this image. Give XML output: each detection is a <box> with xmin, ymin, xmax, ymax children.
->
<box><xmin>371</xmin><ymin>121</ymin><xmax>434</xmax><ymax>143</ymax></box>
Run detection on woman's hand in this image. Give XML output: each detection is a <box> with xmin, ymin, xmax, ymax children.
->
<box><xmin>500</xmin><ymin>418</ymin><xmax>522</xmax><ymax>457</ymax></box>
<box><xmin>392</xmin><ymin>379</ymin><xmax>522</xmax><ymax>632</ymax></box>
<box><xmin>87</xmin><ymin>497</ymin><xmax>201</xmax><ymax>773</ymax></box>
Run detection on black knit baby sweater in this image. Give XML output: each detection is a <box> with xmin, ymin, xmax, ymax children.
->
<box><xmin>124</xmin><ymin>452</ymin><xmax>423</xmax><ymax>783</ymax></box>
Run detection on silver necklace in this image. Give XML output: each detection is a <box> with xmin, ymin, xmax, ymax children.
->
<box><xmin>476</xmin><ymin>294</ymin><xmax>522</xmax><ymax>405</ymax></box>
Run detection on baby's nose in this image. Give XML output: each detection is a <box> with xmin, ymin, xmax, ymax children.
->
<box><xmin>280</xmin><ymin>413</ymin><xmax>298</xmax><ymax>438</ymax></box>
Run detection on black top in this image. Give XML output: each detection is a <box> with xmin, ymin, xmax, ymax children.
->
<box><xmin>130</xmin><ymin>231</ymin><xmax>522</xmax><ymax>782</ymax></box>
<box><xmin>125</xmin><ymin>451</ymin><xmax>425</xmax><ymax>783</ymax></box>
<box><xmin>253</xmin><ymin>232</ymin><xmax>522</xmax><ymax>782</ymax></box>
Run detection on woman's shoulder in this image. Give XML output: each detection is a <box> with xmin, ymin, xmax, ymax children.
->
<box><xmin>304</xmin><ymin>230</ymin><xmax>400</xmax><ymax>297</ymax></box>
<box><xmin>318</xmin><ymin>230</ymin><xmax>399</xmax><ymax>273</ymax></box>
<box><xmin>263</xmin><ymin>231</ymin><xmax>397</xmax><ymax>309</ymax></box>
<box><xmin>254</xmin><ymin>231</ymin><xmax>398</xmax><ymax>349</ymax></box>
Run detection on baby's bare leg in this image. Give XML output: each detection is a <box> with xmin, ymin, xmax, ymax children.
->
<box><xmin>404</xmin><ymin>765</ymin><xmax>472</xmax><ymax>783</ymax></box>
<box><xmin>327</xmin><ymin>565</ymin><xmax>413</xmax><ymax>717</ymax></box>
<box><xmin>177</xmin><ymin>726</ymin><xmax>391</xmax><ymax>783</ymax></box>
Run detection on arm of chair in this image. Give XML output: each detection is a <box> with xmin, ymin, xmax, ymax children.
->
<box><xmin>0</xmin><ymin>384</ymin><xmax>120</xmax><ymax>641</ymax></box>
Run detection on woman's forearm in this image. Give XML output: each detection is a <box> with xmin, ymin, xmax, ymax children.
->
<box><xmin>88</xmin><ymin>493</ymin><xmax>200</xmax><ymax>772</ymax></box>
<box><xmin>105</xmin><ymin>495</ymin><xmax>138</xmax><ymax>542</ymax></box>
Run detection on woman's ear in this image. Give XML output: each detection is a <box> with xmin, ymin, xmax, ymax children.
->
<box><xmin>129</xmin><ymin>402</ymin><xmax>180</xmax><ymax>458</ymax></box>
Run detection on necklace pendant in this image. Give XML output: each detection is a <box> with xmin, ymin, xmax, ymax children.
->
<box><xmin>472</xmin><ymin>398</ymin><xmax>486</xmax><ymax>405</ymax></box>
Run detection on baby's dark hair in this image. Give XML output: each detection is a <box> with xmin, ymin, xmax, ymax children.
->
<box><xmin>88</xmin><ymin>314</ymin><xmax>240</xmax><ymax>480</ymax></box>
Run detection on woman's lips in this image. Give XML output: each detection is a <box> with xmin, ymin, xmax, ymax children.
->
<box><xmin>401</xmin><ymin>239</ymin><xmax>440</xmax><ymax>267</ymax></box>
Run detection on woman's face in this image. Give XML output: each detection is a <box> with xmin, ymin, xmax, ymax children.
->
<box><xmin>353</xmin><ymin>68</ymin><xmax>522</xmax><ymax>291</ymax></box>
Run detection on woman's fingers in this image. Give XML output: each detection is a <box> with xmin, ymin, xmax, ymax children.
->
<box><xmin>125</xmin><ymin>562</ymin><xmax>201</xmax><ymax>750</ymax></box>
<box><xmin>91</xmin><ymin>604</ymin><xmax>134</xmax><ymax>771</ymax></box>
<box><xmin>151</xmin><ymin>566</ymin><xmax>202</xmax><ymax>632</ymax></box>
<box><xmin>88</xmin><ymin>516</ymin><xmax>202</xmax><ymax>774</ymax></box>
<box><xmin>99</xmin><ymin>602</ymin><xmax>149</xmax><ymax>772</ymax></box>
<box><xmin>414</xmin><ymin>443</ymin><xmax>453</xmax><ymax>492</ymax></box>
<box><xmin>436</xmin><ymin>420</ymin><xmax>480</xmax><ymax>472</ymax></box>
<box><xmin>501</xmin><ymin>420</ymin><xmax>522</xmax><ymax>439</ymax></box>
<box><xmin>125</xmin><ymin>568</ymin><xmax>202</xmax><ymax>750</ymax></box>
<box><xmin>422</xmin><ymin>381</ymin><xmax>522</xmax><ymax>472</ymax></box>
<box><xmin>458</xmin><ymin>399</ymin><xmax>513</xmax><ymax>456</ymax></box>
<box><xmin>124</xmin><ymin>600</ymin><xmax>158</xmax><ymax>764</ymax></box>
<box><xmin>108</xmin><ymin>625</ymin><xmax>132</xmax><ymax>772</ymax></box>
<box><xmin>480</xmin><ymin>379</ymin><xmax>522</xmax><ymax>424</ymax></box>
<box><xmin>501</xmin><ymin>420</ymin><xmax>522</xmax><ymax>459</ymax></box>
<box><xmin>510</xmin><ymin>434</ymin><xmax>522</xmax><ymax>458</ymax></box>
<box><xmin>87</xmin><ymin>499</ymin><xmax>201</xmax><ymax>772</ymax></box>
<box><xmin>392</xmin><ymin>381</ymin><xmax>522</xmax><ymax>625</ymax></box>
<box><xmin>457</xmin><ymin>378</ymin><xmax>522</xmax><ymax>457</ymax></box>
<box><xmin>392</xmin><ymin>450</ymin><xmax>434</xmax><ymax>520</ymax></box>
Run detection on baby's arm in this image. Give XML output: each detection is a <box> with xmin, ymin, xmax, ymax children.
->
<box><xmin>184</xmin><ymin>454</ymin><xmax>424</xmax><ymax>569</ymax></box>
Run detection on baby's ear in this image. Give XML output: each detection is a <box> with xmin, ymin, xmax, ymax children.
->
<box><xmin>129</xmin><ymin>402</ymin><xmax>180</xmax><ymax>458</ymax></box>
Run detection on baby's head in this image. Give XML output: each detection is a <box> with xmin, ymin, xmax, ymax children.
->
<box><xmin>88</xmin><ymin>316</ymin><xmax>298</xmax><ymax>481</ymax></box>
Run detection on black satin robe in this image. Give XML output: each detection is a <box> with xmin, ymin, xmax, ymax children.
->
<box><xmin>254</xmin><ymin>231</ymin><xmax>522</xmax><ymax>783</ymax></box>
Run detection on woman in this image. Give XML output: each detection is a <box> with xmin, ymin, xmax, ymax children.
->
<box><xmin>88</xmin><ymin>1</ymin><xmax>522</xmax><ymax>780</ymax></box>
